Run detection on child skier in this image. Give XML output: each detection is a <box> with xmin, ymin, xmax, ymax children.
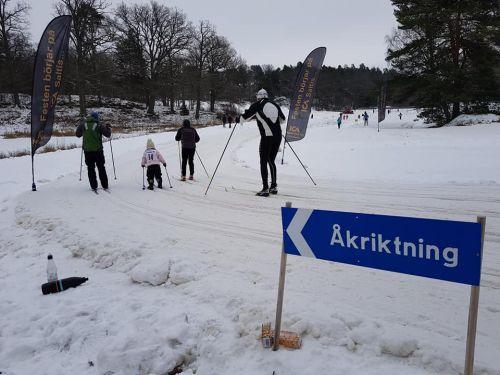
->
<box><xmin>141</xmin><ymin>139</ymin><xmax>167</xmax><ymax>190</ymax></box>
<box><xmin>337</xmin><ymin>115</ymin><xmax>342</xmax><ymax>129</ymax></box>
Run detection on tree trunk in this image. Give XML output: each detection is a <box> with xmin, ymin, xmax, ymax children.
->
<box><xmin>161</xmin><ymin>95</ymin><xmax>167</xmax><ymax>106</ymax></box>
<box><xmin>12</xmin><ymin>92</ymin><xmax>20</xmax><ymax>107</ymax></box>
<box><xmin>168</xmin><ymin>60</ymin><xmax>175</xmax><ymax>113</ymax></box>
<box><xmin>452</xmin><ymin>102</ymin><xmax>460</xmax><ymax>119</ymax></box>
<box><xmin>147</xmin><ymin>95</ymin><xmax>155</xmax><ymax>115</ymax></box>
<box><xmin>79</xmin><ymin>91</ymin><xmax>86</xmax><ymax>117</ymax></box>
<box><xmin>169</xmin><ymin>96</ymin><xmax>175</xmax><ymax>113</ymax></box>
<box><xmin>76</xmin><ymin>50</ymin><xmax>86</xmax><ymax>116</ymax></box>
<box><xmin>442</xmin><ymin>103</ymin><xmax>452</xmax><ymax>123</ymax></box>
<box><xmin>210</xmin><ymin>89</ymin><xmax>215</xmax><ymax>112</ymax></box>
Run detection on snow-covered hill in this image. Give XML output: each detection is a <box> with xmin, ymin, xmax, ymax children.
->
<box><xmin>0</xmin><ymin>109</ymin><xmax>499</xmax><ymax>374</ymax></box>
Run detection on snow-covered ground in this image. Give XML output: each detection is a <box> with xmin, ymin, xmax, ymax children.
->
<box><xmin>0</xmin><ymin>109</ymin><xmax>499</xmax><ymax>375</ymax></box>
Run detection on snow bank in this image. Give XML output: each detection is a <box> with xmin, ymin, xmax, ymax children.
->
<box><xmin>446</xmin><ymin>113</ymin><xmax>500</xmax><ymax>127</ymax></box>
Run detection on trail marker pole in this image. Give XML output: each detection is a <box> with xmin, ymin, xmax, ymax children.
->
<box><xmin>464</xmin><ymin>216</ymin><xmax>485</xmax><ymax>375</ymax></box>
<box><xmin>273</xmin><ymin>201</ymin><xmax>292</xmax><ymax>351</ymax></box>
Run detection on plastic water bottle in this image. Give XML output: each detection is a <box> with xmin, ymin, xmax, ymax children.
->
<box><xmin>47</xmin><ymin>254</ymin><xmax>58</xmax><ymax>283</ymax></box>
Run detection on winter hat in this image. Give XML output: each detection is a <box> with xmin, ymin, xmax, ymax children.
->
<box><xmin>146</xmin><ymin>138</ymin><xmax>155</xmax><ymax>149</ymax></box>
<box><xmin>183</xmin><ymin>119</ymin><xmax>191</xmax><ymax>127</ymax></box>
<box><xmin>256</xmin><ymin>88</ymin><xmax>268</xmax><ymax>99</ymax></box>
<box><xmin>91</xmin><ymin>111</ymin><xmax>99</xmax><ymax>121</ymax></box>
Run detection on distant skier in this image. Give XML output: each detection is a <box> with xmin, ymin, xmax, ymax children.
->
<box><xmin>175</xmin><ymin>119</ymin><xmax>200</xmax><ymax>181</ymax></box>
<box><xmin>76</xmin><ymin>112</ymin><xmax>111</xmax><ymax>191</ymax></box>
<box><xmin>222</xmin><ymin>114</ymin><xmax>227</xmax><ymax>128</ymax></box>
<box><xmin>228</xmin><ymin>115</ymin><xmax>233</xmax><ymax>129</ymax></box>
<box><xmin>141</xmin><ymin>138</ymin><xmax>167</xmax><ymax>190</ymax></box>
<box><xmin>238</xmin><ymin>88</ymin><xmax>285</xmax><ymax>197</ymax></box>
<box><xmin>363</xmin><ymin>111</ymin><xmax>369</xmax><ymax>126</ymax></box>
<box><xmin>399</xmin><ymin>113</ymin><xmax>403</xmax><ymax>120</ymax></box>
<box><xmin>311</xmin><ymin>113</ymin><xmax>313</xmax><ymax>119</ymax></box>
<box><xmin>337</xmin><ymin>115</ymin><xmax>342</xmax><ymax>129</ymax></box>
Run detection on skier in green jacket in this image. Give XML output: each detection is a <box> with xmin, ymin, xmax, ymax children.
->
<box><xmin>76</xmin><ymin>112</ymin><xmax>111</xmax><ymax>191</ymax></box>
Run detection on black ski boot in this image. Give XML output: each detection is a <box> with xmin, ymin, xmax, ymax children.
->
<box><xmin>269</xmin><ymin>185</ymin><xmax>278</xmax><ymax>195</ymax></box>
<box><xmin>256</xmin><ymin>187</ymin><xmax>270</xmax><ymax>197</ymax></box>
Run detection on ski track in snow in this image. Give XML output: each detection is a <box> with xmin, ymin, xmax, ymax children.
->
<box><xmin>1</xmin><ymin>110</ymin><xmax>500</xmax><ymax>374</ymax></box>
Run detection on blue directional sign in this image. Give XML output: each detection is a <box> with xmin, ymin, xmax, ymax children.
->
<box><xmin>282</xmin><ymin>208</ymin><xmax>483</xmax><ymax>285</ymax></box>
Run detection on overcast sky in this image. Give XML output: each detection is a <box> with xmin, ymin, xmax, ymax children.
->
<box><xmin>28</xmin><ymin>0</ymin><xmax>398</xmax><ymax>69</ymax></box>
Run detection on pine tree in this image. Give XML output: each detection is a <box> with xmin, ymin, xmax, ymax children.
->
<box><xmin>387</xmin><ymin>0</ymin><xmax>499</xmax><ymax>125</ymax></box>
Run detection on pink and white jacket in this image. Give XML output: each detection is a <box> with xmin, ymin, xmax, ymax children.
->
<box><xmin>141</xmin><ymin>148</ymin><xmax>167</xmax><ymax>167</ymax></box>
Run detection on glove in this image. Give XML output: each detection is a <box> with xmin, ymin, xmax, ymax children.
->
<box><xmin>163</xmin><ymin>163</ymin><xmax>166</xmax><ymax>167</ymax></box>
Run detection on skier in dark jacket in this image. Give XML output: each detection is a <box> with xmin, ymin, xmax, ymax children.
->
<box><xmin>76</xmin><ymin>112</ymin><xmax>111</xmax><ymax>191</ymax></box>
<box><xmin>238</xmin><ymin>88</ymin><xmax>285</xmax><ymax>196</ymax></box>
<box><xmin>175</xmin><ymin>119</ymin><xmax>200</xmax><ymax>181</ymax></box>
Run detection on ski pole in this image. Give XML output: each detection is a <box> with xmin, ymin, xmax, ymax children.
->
<box><xmin>163</xmin><ymin>164</ymin><xmax>173</xmax><ymax>188</ymax></box>
<box><xmin>142</xmin><ymin>167</ymin><xmax>145</xmax><ymax>190</ymax></box>
<box><xmin>178</xmin><ymin>141</ymin><xmax>182</xmax><ymax>175</ymax></box>
<box><xmin>205</xmin><ymin>123</ymin><xmax>238</xmax><ymax>195</ymax></box>
<box><xmin>109</xmin><ymin>135</ymin><xmax>117</xmax><ymax>180</ymax></box>
<box><xmin>282</xmin><ymin>135</ymin><xmax>316</xmax><ymax>186</ymax></box>
<box><xmin>196</xmin><ymin>149</ymin><xmax>210</xmax><ymax>178</ymax></box>
<box><xmin>79</xmin><ymin>146</ymin><xmax>83</xmax><ymax>181</ymax></box>
<box><xmin>281</xmin><ymin>139</ymin><xmax>286</xmax><ymax>165</ymax></box>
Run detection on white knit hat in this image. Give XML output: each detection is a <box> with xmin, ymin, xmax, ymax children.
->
<box><xmin>256</xmin><ymin>88</ymin><xmax>268</xmax><ymax>99</ymax></box>
<box><xmin>146</xmin><ymin>138</ymin><xmax>155</xmax><ymax>148</ymax></box>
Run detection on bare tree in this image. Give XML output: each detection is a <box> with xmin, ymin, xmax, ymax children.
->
<box><xmin>206</xmin><ymin>35</ymin><xmax>237</xmax><ymax>112</ymax></box>
<box><xmin>114</xmin><ymin>1</ymin><xmax>182</xmax><ymax>115</ymax></box>
<box><xmin>163</xmin><ymin>8</ymin><xmax>191</xmax><ymax>113</ymax></box>
<box><xmin>0</xmin><ymin>0</ymin><xmax>30</xmax><ymax>107</ymax></box>
<box><xmin>55</xmin><ymin>0</ymin><xmax>110</xmax><ymax>116</ymax></box>
<box><xmin>189</xmin><ymin>20</ymin><xmax>216</xmax><ymax>119</ymax></box>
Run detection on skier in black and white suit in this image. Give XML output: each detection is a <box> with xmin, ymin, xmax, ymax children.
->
<box><xmin>238</xmin><ymin>89</ymin><xmax>285</xmax><ymax>196</ymax></box>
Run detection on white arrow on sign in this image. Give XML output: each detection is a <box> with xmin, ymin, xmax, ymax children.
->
<box><xmin>286</xmin><ymin>208</ymin><xmax>315</xmax><ymax>258</ymax></box>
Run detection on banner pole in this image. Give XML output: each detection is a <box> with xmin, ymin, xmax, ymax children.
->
<box><xmin>31</xmin><ymin>153</ymin><xmax>36</xmax><ymax>191</ymax></box>
<box><xmin>464</xmin><ymin>216</ymin><xmax>486</xmax><ymax>375</ymax></box>
<box><xmin>204</xmin><ymin>123</ymin><xmax>238</xmax><ymax>195</ymax></box>
<box><xmin>282</xmin><ymin>136</ymin><xmax>316</xmax><ymax>186</ymax></box>
<box><xmin>273</xmin><ymin>201</ymin><xmax>292</xmax><ymax>351</ymax></box>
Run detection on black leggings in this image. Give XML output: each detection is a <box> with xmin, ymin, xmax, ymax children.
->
<box><xmin>182</xmin><ymin>148</ymin><xmax>195</xmax><ymax>176</ymax></box>
<box><xmin>259</xmin><ymin>137</ymin><xmax>281</xmax><ymax>189</ymax></box>
<box><xmin>84</xmin><ymin>150</ymin><xmax>108</xmax><ymax>189</ymax></box>
<box><xmin>146</xmin><ymin>164</ymin><xmax>162</xmax><ymax>187</ymax></box>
